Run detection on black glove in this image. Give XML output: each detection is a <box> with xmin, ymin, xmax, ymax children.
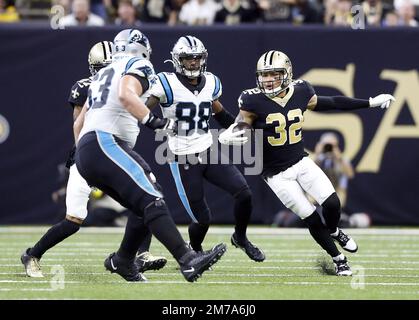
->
<box><xmin>143</xmin><ymin>113</ymin><xmax>177</xmax><ymax>135</ymax></box>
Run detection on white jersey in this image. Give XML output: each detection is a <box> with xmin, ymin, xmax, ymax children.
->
<box><xmin>79</xmin><ymin>56</ymin><xmax>156</xmax><ymax>149</ymax></box>
<box><xmin>149</xmin><ymin>72</ymin><xmax>222</xmax><ymax>155</ymax></box>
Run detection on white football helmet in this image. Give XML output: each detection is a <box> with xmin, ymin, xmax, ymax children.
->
<box><xmin>170</xmin><ymin>36</ymin><xmax>208</xmax><ymax>78</ymax></box>
<box><xmin>256</xmin><ymin>50</ymin><xmax>293</xmax><ymax>98</ymax></box>
<box><xmin>113</xmin><ymin>29</ymin><xmax>152</xmax><ymax>61</ymax></box>
<box><xmin>88</xmin><ymin>41</ymin><xmax>113</xmax><ymax>76</ymax></box>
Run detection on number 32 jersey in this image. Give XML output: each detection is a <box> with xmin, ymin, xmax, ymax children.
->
<box><xmin>79</xmin><ymin>56</ymin><xmax>156</xmax><ymax>149</ymax></box>
<box><xmin>239</xmin><ymin>79</ymin><xmax>315</xmax><ymax>178</ymax></box>
<box><xmin>150</xmin><ymin>72</ymin><xmax>222</xmax><ymax>155</ymax></box>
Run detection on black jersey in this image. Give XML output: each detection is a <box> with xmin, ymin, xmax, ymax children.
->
<box><xmin>68</xmin><ymin>77</ymin><xmax>92</xmax><ymax>108</ymax></box>
<box><xmin>239</xmin><ymin>79</ymin><xmax>315</xmax><ymax>178</ymax></box>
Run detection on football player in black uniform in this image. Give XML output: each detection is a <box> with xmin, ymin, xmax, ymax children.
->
<box><xmin>21</xmin><ymin>40</ymin><xmax>166</xmax><ymax>279</ymax></box>
<box><xmin>219</xmin><ymin>50</ymin><xmax>395</xmax><ymax>275</ymax></box>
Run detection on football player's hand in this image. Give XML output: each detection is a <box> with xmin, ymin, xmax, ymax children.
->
<box><xmin>369</xmin><ymin>94</ymin><xmax>395</xmax><ymax>109</ymax></box>
<box><xmin>158</xmin><ymin>118</ymin><xmax>177</xmax><ymax>136</ymax></box>
<box><xmin>218</xmin><ymin>123</ymin><xmax>248</xmax><ymax>146</ymax></box>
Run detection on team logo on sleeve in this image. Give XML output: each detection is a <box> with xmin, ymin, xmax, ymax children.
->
<box><xmin>0</xmin><ymin>114</ymin><xmax>10</xmax><ymax>144</ymax></box>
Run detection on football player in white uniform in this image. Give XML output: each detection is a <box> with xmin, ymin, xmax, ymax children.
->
<box><xmin>145</xmin><ymin>36</ymin><xmax>265</xmax><ymax>262</ymax></box>
<box><xmin>75</xmin><ymin>30</ymin><xmax>226</xmax><ymax>282</ymax></box>
<box><xmin>21</xmin><ymin>41</ymin><xmax>113</xmax><ymax>278</ymax></box>
<box><xmin>219</xmin><ymin>50</ymin><xmax>395</xmax><ymax>275</ymax></box>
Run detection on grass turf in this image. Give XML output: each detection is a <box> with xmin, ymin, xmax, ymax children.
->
<box><xmin>0</xmin><ymin>226</ymin><xmax>419</xmax><ymax>300</ymax></box>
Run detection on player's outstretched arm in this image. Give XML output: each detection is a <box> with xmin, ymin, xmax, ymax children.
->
<box><xmin>212</xmin><ymin>100</ymin><xmax>235</xmax><ymax>129</ymax></box>
<box><xmin>307</xmin><ymin>94</ymin><xmax>395</xmax><ymax>111</ymax></box>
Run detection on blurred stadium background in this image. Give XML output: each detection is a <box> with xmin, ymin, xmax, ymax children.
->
<box><xmin>0</xmin><ymin>0</ymin><xmax>418</xmax><ymax>301</ymax></box>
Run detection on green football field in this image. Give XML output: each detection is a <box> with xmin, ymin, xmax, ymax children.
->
<box><xmin>1</xmin><ymin>226</ymin><xmax>419</xmax><ymax>300</ymax></box>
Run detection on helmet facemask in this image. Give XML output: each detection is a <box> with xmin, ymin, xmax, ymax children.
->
<box><xmin>171</xmin><ymin>36</ymin><xmax>208</xmax><ymax>79</ymax></box>
<box><xmin>256</xmin><ymin>50</ymin><xmax>293</xmax><ymax>98</ymax></box>
<box><xmin>256</xmin><ymin>68</ymin><xmax>290</xmax><ymax>98</ymax></box>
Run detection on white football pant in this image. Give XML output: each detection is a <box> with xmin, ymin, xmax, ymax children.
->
<box><xmin>265</xmin><ymin>157</ymin><xmax>335</xmax><ymax>219</ymax></box>
<box><xmin>65</xmin><ymin>164</ymin><xmax>91</xmax><ymax>220</ymax></box>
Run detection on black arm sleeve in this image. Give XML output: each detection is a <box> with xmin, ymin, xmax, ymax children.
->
<box><xmin>213</xmin><ymin>108</ymin><xmax>235</xmax><ymax>128</ymax></box>
<box><xmin>315</xmin><ymin>96</ymin><xmax>369</xmax><ymax>111</ymax></box>
<box><xmin>125</xmin><ymin>73</ymin><xmax>149</xmax><ymax>92</ymax></box>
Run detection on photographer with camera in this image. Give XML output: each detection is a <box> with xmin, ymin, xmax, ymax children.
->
<box><xmin>314</xmin><ymin>132</ymin><xmax>354</xmax><ymax>208</ymax></box>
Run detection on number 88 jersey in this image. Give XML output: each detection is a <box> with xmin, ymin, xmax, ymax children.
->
<box><xmin>238</xmin><ymin>79</ymin><xmax>315</xmax><ymax>178</ymax></box>
<box><xmin>150</xmin><ymin>71</ymin><xmax>222</xmax><ymax>155</ymax></box>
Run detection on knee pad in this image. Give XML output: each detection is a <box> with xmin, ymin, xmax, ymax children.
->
<box><xmin>235</xmin><ymin>187</ymin><xmax>252</xmax><ymax>204</ymax></box>
<box><xmin>322</xmin><ymin>193</ymin><xmax>341</xmax><ymax>212</ymax></box>
<box><xmin>143</xmin><ymin>199</ymin><xmax>169</xmax><ymax>225</ymax></box>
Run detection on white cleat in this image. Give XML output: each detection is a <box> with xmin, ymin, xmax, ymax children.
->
<box><xmin>21</xmin><ymin>248</ymin><xmax>44</xmax><ymax>278</ymax></box>
<box><xmin>334</xmin><ymin>257</ymin><xmax>352</xmax><ymax>276</ymax></box>
<box><xmin>331</xmin><ymin>229</ymin><xmax>358</xmax><ymax>253</ymax></box>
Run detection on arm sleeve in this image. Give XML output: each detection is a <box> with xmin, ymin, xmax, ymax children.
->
<box><xmin>238</xmin><ymin>92</ymin><xmax>254</xmax><ymax>113</ymax></box>
<box><xmin>315</xmin><ymin>96</ymin><xmax>370</xmax><ymax>111</ymax></box>
<box><xmin>213</xmin><ymin>108</ymin><xmax>235</xmax><ymax>128</ymax></box>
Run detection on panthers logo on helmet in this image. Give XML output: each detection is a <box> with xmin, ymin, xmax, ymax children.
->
<box><xmin>0</xmin><ymin>114</ymin><xmax>10</xmax><ymax>144</ymax></box>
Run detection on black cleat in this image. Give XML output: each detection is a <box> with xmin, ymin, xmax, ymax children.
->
<box><xmin>334</xmin><ymin>257</ymin><xmax>352</xmax><ymax>276</ymax></box>
<box><xmin>104</xmin><ymin>252</ymin><xmax>147</xmax><ymax>282</ymax></box>
<box><xmin>135</xmin><ymin>251</ymin><xmax>167</xmax><ymax>273</ymax></box>
<box><xmin>331</xmin><ymin>229</ymin><xmax>358</xmax><ymax>253</ymax></box>
<box><xmin>231</xmin><ymin>233</ymin><xmax>265</xmax><ymax>262</ymax></box>
<box><xmin>179</xmin><ymin>243</ymin><xmax>227</xmax><ymax>282</ymax></box>
<box><xmin>21</xmin><ymin>248</ymin><xmax>43</xmax><ymax>278</ymax></box>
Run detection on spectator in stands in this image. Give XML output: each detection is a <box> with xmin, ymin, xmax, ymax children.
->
<box><xmin>139</xmin><ymin>0</ymin><xmax>173</xmax><ymax>23</ymax></box>
<box><xmin>396</xmin><ymin>0</ymin><xmax>418</xmax><ymax>26</ymax></box>
<box><xmin>90</xmin><ymin>0</ymin><xmax>107</xmax><ymax>19</ymax></box>
<box><xmin>383</xmin><ymin>10</ymin><xmax>400</xmax><ymax>26</ymax></box>
<box><xmin>53</xmin><ymin>0</ymin><xmax>71</xmax><ymax>14</ymax></box>
<box><xmin>114</xmin><ymin>0</ymin><xmax>140</xmax><ymax>25</ymax></box>
<box><xmin>179</xmin><ymin>0</ymin><xmax>221</xmax><ymax>25</ymax></box>
<box><xmin>167</xmin><ymin>0</ymin><xmax>187</xmax><ymax>25</ymax></box>
<box><xmin>59</xmin><ymin>0</ymin><xmax>105</xmax><ymax>26</ymax></box>
<box><xmin>0</xmin><ymin>0</ymin><xmax>19</xmax><ymax>22</ymax></box>
<box><xmin>292</xmin><ymin>0</ymin><xmax>323</xmax><ymax>24</ymax></box>
<box><xmin>257</xmin><ymin>0</ymin><xmax>293</xmax><ymax>23</ymax></box>
<box><xmin>329</xmin><ymin>0</ymin><xmax>353</xmax><ymax>26</ymax></box>
<box><xmin>361</xmin><ymin>0</ymin><xmax>391</xmax><ymax>27</ymax></box>
<box><xmin>214</xmin><ymin>0</ymin><xmax>260</xmax><ymax>24</ymax></box>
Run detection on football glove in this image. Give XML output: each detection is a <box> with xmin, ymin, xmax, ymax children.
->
<box><xmin>369</xmin><ymin>94</ymin><xmax>395</xmax><ymax>109</ymax></box>
<box><xmin>218</xmin><ymin>123</ymin><xmax>248</xmax><ymax>146</ymax></box>
<box><xmin>143</xmin><ymin>113</ymin><xmax>177</xmax><ymax>135</ymax></box>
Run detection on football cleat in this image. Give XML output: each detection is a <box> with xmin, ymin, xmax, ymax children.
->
<box><xmin>334</xmin><ymin>257</ymin><xmax>352</xmax><ymax>276</ymax></box>
<box><xmin>231</xmin><ymin>233</ymin><xmax>265</xmax><ymax>262</ymax></box>
<box><xmin>331</xmin><ymin>229</ymin><xmax>358</xmax><ymax>253</ymax></box>
<box><xmin>104</xmin><ymin>252</ymin><xmax>147</xmax><ymax>282</ymax></box>
<box><xmin>135</xmin><ymin>251</ymin><xmax>167</xmax><ymax>273</ymax></box>
<box><xmin>179</xmin><ymin>243</ymin><xmax>227</xmax><ymax>282</ymax></box>
<box><xmin>21</xmin><ymin>248</ymin><xmax>43</xmax><ymax>278</ymax></box>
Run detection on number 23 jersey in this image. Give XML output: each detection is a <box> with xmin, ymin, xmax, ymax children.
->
<box><xmin>149</xmin><ymin>72</ymin><xmax>222</xmax><ymax>155</ymax></box>
<box><xmin>239</xmin><ymin>79</ymin><xmax>315</xmax><ymax>178</ymax></box>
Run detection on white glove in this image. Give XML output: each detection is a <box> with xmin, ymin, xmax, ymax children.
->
<box><xmin>369</xmin><ymin>94</ymin><xmax>395</xmax><ymax>109</ymax></box>
<box><xmin>218</xmin><ymin>123</ymin><xmax>249</xmax><ymax>146</ymax></box>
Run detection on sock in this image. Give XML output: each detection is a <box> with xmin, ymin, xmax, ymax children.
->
<box><xmin>322</xmin><ymin>193</ymin><xmax>342</xmax><ymax>233</ymax></box>
<box><xmin>29</xmin><ymin>219</ymin><xmax>81</xmax><ymax>259</ymax></box>
<box><xmin>332</xmin><ymin>253</ymin><xmax>345</xmax><ymax>261</ymax></box>
<box><xmin>117</xmin><ymin>213</ymin><xmax>149</xmax><ymax>261</ymax></box>
<box><xmin>188</xmin><ymin>222</ymin><xmax>209</xmax><ymax>251</ymax></box>
<box><xmin>143</xmin><ymin>200</ymin><xmax>189</xmax><ymax>261</ymax></box>
<box><xmin>303</xmin><ymin>211</ymin><xmax>340</xmax><ymax>258</ymax></box>
<box><xmin>330</xmin><ymin>228</ymin><xmax>339</xmax><ymax>237</ymax></box>
<box><xmin>137</xmin><ymin>228</ymin><xmax>152</xmax><ymax>254</ymax></box>
<box><xmin>233</xmin><ymin>188</ymin><xmax>252</xmax><ymax>242</ymax></box>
